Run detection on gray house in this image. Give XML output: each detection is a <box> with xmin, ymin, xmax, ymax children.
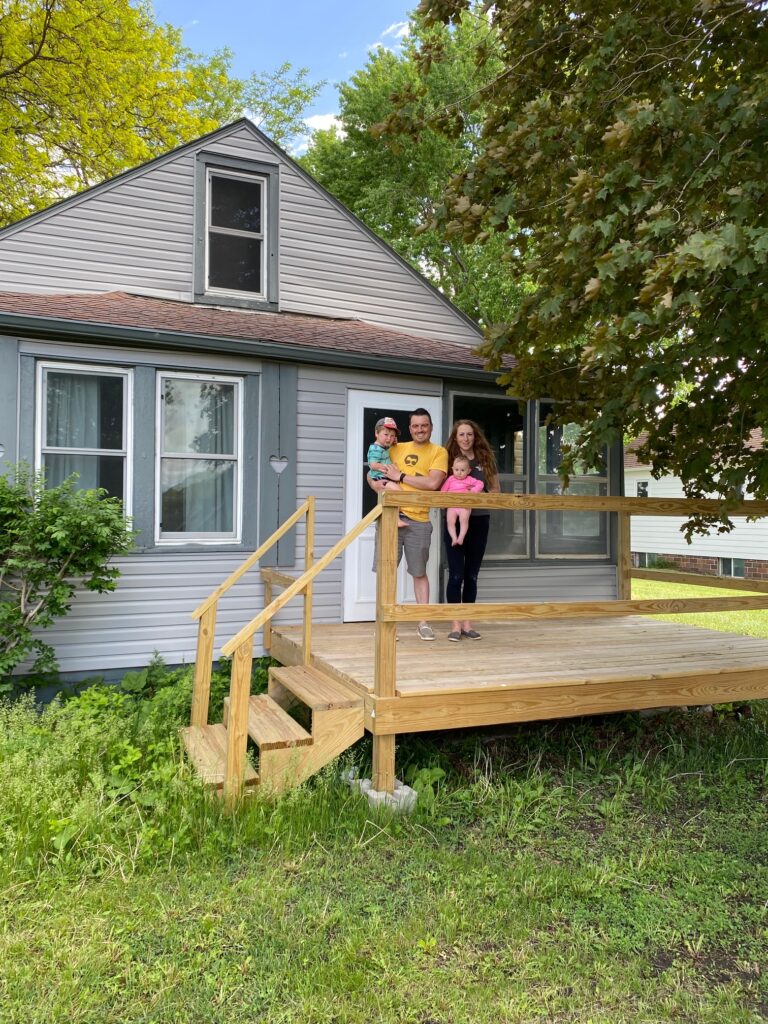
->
<box><xmin>0</xmin><ymin>119</ymin><xmax>622</xmax><ymax>676</ymax></box>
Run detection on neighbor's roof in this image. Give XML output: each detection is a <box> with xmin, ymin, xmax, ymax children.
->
<box><xmin>0</xmin><ymin>291</ymin><xmax>501</xmax><ymax>377</ymax></box>
<box><xmin>625</xmin><ymin>429</ymin><xmax>763</xmax><ymax>470</ymax></box>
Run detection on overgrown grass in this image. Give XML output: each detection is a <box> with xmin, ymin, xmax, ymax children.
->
<box><xmin>1</xmin><ymin>631</ymin><xmax>768</xmax><ymax>1021</ymax></box>
<box><xmin>632</xmin><ymin>577</ymin><xmax>768</xmax><ymax>638</ymax></box>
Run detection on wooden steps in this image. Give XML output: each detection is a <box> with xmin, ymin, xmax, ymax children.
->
<box><xmin>223</xmin><ymin>693</ymin><xmax>313</xmax><ymax>749</ymax></box>
<box><xmin>183</xmin><ymin>666</ymin><xmax>365</xmax><ymax>795</ymax></box>
<box><xmin>180</xmin><ymin>723</ymin><xmax>259</xmax><ymax>789</ymax></box>
<box><xmin>269</xmin><ymin>664</ymin><xmax>362</xmax><ymax>711</ymax></box>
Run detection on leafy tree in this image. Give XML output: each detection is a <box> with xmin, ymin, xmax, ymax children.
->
<box><xmin>0</xmin><ymin>465</ymin><xmax>134</xmax><ymax>682</ymax></box>
<box><xmin>302</xmin><ymin>10</ymin><xmax>524</xmax><ymax>326</ymax></box>
<box><xmin>0</xmin><ymin>1</ymin><xmax>321</xmax><ymax>226</ymax></box>
<box><xmin>395</xmin><ymin>0</ymin><xmax>768</xmax><ymax>525</ymax></box>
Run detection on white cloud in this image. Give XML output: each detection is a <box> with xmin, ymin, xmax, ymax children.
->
<box><xmin>367</xmin><ymin>40</ymin><xmax>384</xmax><ymax>52</ymax></box>
<box><xmin>382</xmin><ymin>21</ymin><xmax>410</xmax><ymax>39</ymax></box>
<box><xmin>304</xmin><ymin>113</ymin><xmax>341</xmax><ymax>133</ymax></box>
<box><xmin>338</xmin><ymin>50</ymin><xmax>348</xmax><ymax>59</ymax></box>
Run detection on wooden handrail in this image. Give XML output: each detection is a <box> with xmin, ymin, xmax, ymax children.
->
<box><xmin>191</xmin><ymin>500</ymin><xmax>311</xmax><ymax>620</ymax></box>
<box><xmin>631</xmin><ymin>568</ymin><xmax>768</xmax><ymax>594</ymax></box>
<box><xmin>383</xmin><ymin>596</ymin><xmax>768</xmax><ymax>621</ymax></box>
<box><xmin>260</xmin><ymin>568</ymin><xmax>300</xmax><ymax>589</ymax></box>
<box><xmin>221</xmin><ymin>504</ymin><xmax>382</xmax><ymax>656</ymax></box>
<box><xmin>379</xmin><ymin>492</ymin><xmax>768</xmax><ymax>517</ymax></box>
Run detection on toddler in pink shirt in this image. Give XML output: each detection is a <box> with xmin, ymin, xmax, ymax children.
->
<box><xmin>441</xmin><ymin>455</ymin><xmax>485</xmax><ymax>545</ymax></box>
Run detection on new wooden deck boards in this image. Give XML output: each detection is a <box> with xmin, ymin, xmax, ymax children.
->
<box><xmin>270</xmin><ymin>617</ymin><xmax>768</xmax><ymax>735</ymax></box>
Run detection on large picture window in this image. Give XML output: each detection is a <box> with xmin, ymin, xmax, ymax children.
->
<box><xmin>206</xmin><ymin>169</ymin><xmax>265</xmax><ymax>297</ymax></box>
<box><xmin>451</xmin><ymin>394</ymin><xmax>527</xmax><ymax>558</ymax></box>
<box><xmin>537</xmin><ymin>401</ymin><xmax>608</xmax><ymax>556</ymax></box>
<box><xmin>157</xmin><ymin>373</ymin><xmax>242</xmax><ymax>542</ymax></box>
<box><xmin>37</xmin><ymin>363</ymin><xmax>131</xmax><ymax>509</ymax></box>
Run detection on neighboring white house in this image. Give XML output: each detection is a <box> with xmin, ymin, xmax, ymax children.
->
<box><xmin>625</xmin><ymin>432</ymin><xmax>768</xmax><ymax>581</ymax></box>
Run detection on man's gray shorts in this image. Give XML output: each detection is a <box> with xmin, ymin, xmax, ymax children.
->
<box><xmin>372</xmin><ymin>517</ymin><xmax>433</xmax><ymax>577</ymax></box>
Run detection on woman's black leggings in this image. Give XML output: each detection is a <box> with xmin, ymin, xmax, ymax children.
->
<box><xmin>443</xmin><ymin>515</ymin><xmax>490</xmax><ymax>604</ymax></box>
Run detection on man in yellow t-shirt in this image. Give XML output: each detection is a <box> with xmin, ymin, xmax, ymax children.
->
<box><xmin>370</xmin><ymin>408</ymin><xmax>448</xmax><ymax>641</ymax></box>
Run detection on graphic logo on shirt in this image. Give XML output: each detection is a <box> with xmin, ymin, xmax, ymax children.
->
<box><xmin>404</xmin><ymin>454</ymin><xmax>419</xmax><ymax>466</ymax></box>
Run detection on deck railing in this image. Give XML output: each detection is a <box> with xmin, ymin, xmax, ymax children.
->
<box><xmin>370</xmin><ymin>490</ymin><xmax>768</xmax><ymax>790</ymax></box>
<box><xmin>189</xmin><ymin>497</ymin><xmax>316</xmax><ymax>729</ymax></box>
<box><xmin>212</xmin><ymin>504</ymin><xmax>382</xmax><ymax>802</ymax></box>
<box><xmin>194</xmin><ymin>489</ymin><xmax>768</xmax><ymax>799</ymax></box>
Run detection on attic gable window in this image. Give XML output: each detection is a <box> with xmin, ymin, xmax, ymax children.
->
<box><xmin>207</xmin><ymin>169</ymin><xmax>265</xmax><ymax>297</ymax></box>
<box><xmin>195</xmin><ymin>153</ymin><xmax>279</xmax><ymax>311</ymax></box>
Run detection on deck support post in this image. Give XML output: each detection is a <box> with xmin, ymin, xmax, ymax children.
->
<box><xmin>190</xmin><ymin>603</ymin><xmax>217</xmax><ymax>727</ymax></box>
<box><xmin>617</xmin><ymin>512</ymin><xmax>632</xmax><ymax>601</ymax></box>
<box><xmin>303</xmin><ymin>496</ymin><xmax>315</xmax><ymax>665</ymax></box>
<box><xmin>224</xmin><ymin>639</ymin><xmax>253</xmax><ymax>808</ymax></box>
<box><xmin>373</xmin><ymin>501</ymin><xmax>398</xmax><ymax>792</ymax></box>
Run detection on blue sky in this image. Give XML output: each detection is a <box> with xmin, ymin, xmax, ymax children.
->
<box><xmin>153</xmin><ymin>0</ymin><xmax>415</xmax><ymax>146</ymax></box>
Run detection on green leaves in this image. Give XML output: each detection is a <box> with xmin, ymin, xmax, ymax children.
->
<box><xmin>0</xmin><ymin>464</ymin><xmax>134</xmax><ymax>680</ymax></box>
<box><xmin>409</xmin><ymin>0</ymin><xmax>768</xmax><ymax>512</ymax></box>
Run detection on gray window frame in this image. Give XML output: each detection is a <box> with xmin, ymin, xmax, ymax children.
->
<box><xmin>194</xmin><ymin>152</ymin><xmax>280</xmax><ymax>312</ymax></box>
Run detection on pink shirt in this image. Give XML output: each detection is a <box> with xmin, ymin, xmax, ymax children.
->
<box><xmin>441</xmin><ymin>475</ymin><xmax>485</xmax><ymax>494</ymax></box>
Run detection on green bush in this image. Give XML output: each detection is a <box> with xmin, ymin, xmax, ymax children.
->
<box><xmin>0</xmin><ymin>463</ymin><xmax>134</xmax><ymax>684</ymax></box>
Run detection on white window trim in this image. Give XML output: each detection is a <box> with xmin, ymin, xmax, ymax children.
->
<box><xmin>205</xmin><ymin>167</ymin><xmax>267</xmax><ymax>300</ymax></box>
<box><xmin>35</xmin><ymin>360</ymin><xmax>133</xmax><ymax>516</ymax></box>
<box><xmin>155</xmin><ymin>370</ymin><xmax>244</xmax><ymax>545</ymax></box>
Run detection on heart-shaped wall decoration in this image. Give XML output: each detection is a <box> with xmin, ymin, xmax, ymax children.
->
<box><xmin>269</xmin><ymin>455</ymin><xmax>289</xmax><ymax>475</ymax></box>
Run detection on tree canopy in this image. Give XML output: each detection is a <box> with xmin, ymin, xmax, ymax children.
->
<box><xmin>391</xmin><ymin>0</ymin><xmax>768</xmax><ymax>523</ymax></box>
<box><xmin>302</xmin><ymin>11</ymin><xmax>525</xmax><ymax>326</ymax></box>
<box><xmin>0</xmin><ymin>0</ymin><xmax>320</xmax><ymax>226</ymax></box>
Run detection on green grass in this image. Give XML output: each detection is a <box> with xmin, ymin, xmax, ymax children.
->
<box><xmin>2</xmin><ymin>624</ymin><xmax>768</xmax><ymax>1022</ymax></box>
<box><xmin>632</xmin><ymin>578</ymin><xmax>768</xmax><ymax>638</ymax></box>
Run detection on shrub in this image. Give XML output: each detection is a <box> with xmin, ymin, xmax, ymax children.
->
<box><xmin>0</xmin><ymin>463</ymin><xmax>134</xmax><ymax>684</ymax></box>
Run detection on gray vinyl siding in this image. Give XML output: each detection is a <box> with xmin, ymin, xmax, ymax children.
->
<box><xmin>478</xmin><ymin>563</ymin><xmax>617</xmax><ymax>602</ymax></box>
<box><xmin>0</xmin><ymin>122</ymin><xmax>481</xmax><ymax>347</ymax></box>
<box><xmin>292</xmin><ymin>365</ymin><xmax>443</xmax><ymax>624</ymax></box>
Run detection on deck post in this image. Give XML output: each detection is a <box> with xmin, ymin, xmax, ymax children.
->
<box><xmin>303</xmin><ymin>496</ymin><xmax>315</xmax><ymax>665</ymax></box>
<box><xmin>223</xmin><ymin>639</ymin><xmax>253</xmax><ymax>808</ymax></box>
<box><xmin>373</xmin><ymin>501</ymin><xmax>398</xmax><ymax>793</ymax></box>
<box><xmin>190</xmin><ymin>603</ymin><xmax>217</xmax><ymax>727</ymax></box>
<box><xmin>617</xmin><ymin>512</ymin><xmax>632</xmax><ymax>601</ymax></box>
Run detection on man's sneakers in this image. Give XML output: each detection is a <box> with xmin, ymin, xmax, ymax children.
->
<box><xmin>417</xmin><ymin>623</ymin><xmax>436</xmax><ymax>641</ymax></box>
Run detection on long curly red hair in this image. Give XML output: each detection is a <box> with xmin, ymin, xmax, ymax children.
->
<box><xmin>446</xmin><ymin>419</ymin><xmax>498</xmax><ymax>484</ymax></box>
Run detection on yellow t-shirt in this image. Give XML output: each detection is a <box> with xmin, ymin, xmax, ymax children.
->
<box><xmin>389</xmin><ymin>441</ymin><xmax>449</xmax><ymax>522</ymax></box>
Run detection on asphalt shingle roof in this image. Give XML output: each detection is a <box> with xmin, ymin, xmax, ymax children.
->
<box><xmin>0</xmin><ymin>290</ymin><xmax>493</xmax><ymax>370</ymax></box>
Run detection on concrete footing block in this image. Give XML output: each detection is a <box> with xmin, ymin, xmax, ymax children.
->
<box><xmin>341</xmin><ymin>769</ymin><xmax>417</xmax><ymax>813</ymax></box>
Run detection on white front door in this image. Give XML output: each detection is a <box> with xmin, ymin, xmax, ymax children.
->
<box><xmin>343</xmin><ymin>390</ymin><xmax>442</xmax><ymax>622</ymax></box>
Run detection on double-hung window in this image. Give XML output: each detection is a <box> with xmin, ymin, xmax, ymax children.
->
<box><xmin>206</xmin><ymin>169</ymin><xmax>266</xmax><ymax>298</ymax></box>
<box><xmin>37</xmin><ymin>362</ymin><xmax>132</xmax><ymax>510</ymax></box>
<box><xmin>157</xmin><ymin>372</ymin><xmax>243</xmax><ymax>543</ymax></box>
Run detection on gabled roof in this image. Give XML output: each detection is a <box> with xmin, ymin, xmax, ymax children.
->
<box><xmin>0</xmin><ymin>290</ymin><xmax>500</xmax><ymax>380</ymax></box>
<box><xmin>0</xmin><ymin>118</ymin><xmax>482</xmax><ymax>341</ymax></box>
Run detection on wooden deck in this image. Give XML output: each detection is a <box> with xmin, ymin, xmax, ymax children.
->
<box><xmin>270</xmin><ymin>617</ymin><xmax>768</xmax><ymax>736</ymax></box>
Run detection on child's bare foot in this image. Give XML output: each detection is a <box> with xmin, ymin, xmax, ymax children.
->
<box><xmin>397</xmin><ymin>519</ymin><xmax>407</xmax><ymax>528</ymax></box>
<box><xmin>451</xmin><ymin>536</ymin><xmax>459</xmax><ymax>546</ymax></box>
